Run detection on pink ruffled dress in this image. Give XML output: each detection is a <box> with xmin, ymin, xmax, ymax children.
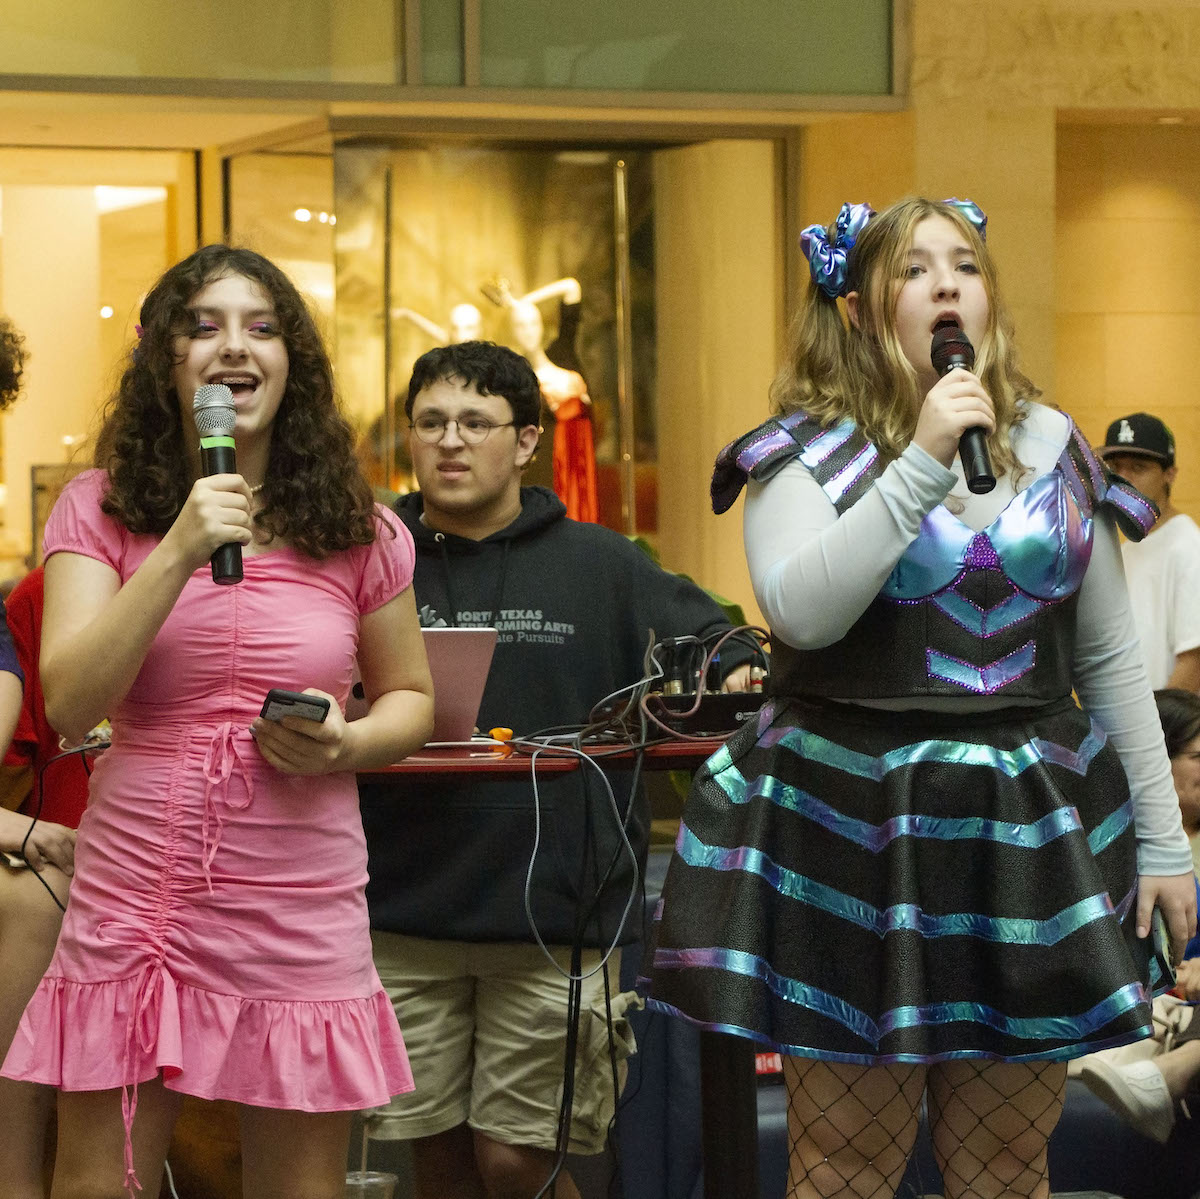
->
<box><xmin>2</xmin><ymin>470</ymin><xmax>414</xmax><ymax>1182</ymax></box>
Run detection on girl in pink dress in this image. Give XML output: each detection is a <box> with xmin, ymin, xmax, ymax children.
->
<box><xmin>1</xmin><ymin>246</ymin><xmax>434</xmax><ymax>1198</ymax></box>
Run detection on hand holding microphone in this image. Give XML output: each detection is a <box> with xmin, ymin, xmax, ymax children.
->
<box><xmin>172</xmin><ymin>384</ymin><xmax>251</xmax><ymax>584</ymax></box>
<box><xmin>919</xmin><ymin>327</ymin><xmax>997</xmax><ymax>494</ymax></box>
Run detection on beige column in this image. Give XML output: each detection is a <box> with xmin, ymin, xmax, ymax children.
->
<box><xmin>1</xmin><ymin>186</ymin><xmax>103</xmax><ymax>559</ymax></box>
<box><xmin>653</xmin><ymin>140</ymin><xmax>780</xmax><ymax>627</ymax></box>
<box><xmin>198</xmin><ymin>147</ymin><xmax>226</xmax><ymax>247</ymax></box>
<box><xmin>800</xmin><ymin>112</ymin><xmax>916</xmax><ymax>229</ymax></box>
<box><xmin>912</xmin><ymin>102</ymin><xmax>1058</xmax><ymax>400</ymax></box>
<box><xmin>798</xmin><ymin>99</ymin><xmax>1056</xmax><ymax>397</ymax></box>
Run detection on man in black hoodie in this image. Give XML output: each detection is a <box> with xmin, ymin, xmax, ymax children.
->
<box><xmin>360</xmin><ymin>341</ymin><xmax>753</xmax><ymax>1199</ymax></box>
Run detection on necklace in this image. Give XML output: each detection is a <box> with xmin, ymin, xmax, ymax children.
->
<box><xmin>249</xmin><ymin>482</ymin><xmax>265</xmax><ymax>496</ymax></box>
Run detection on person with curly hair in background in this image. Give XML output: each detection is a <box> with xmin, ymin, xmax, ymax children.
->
<box><xmin>0</xmin><ymin>317</ymin><xmax>78</xmax><ymax>1199</ymax></box>
<box><xmin>0</xmin><ymin>247</ymin><xmax>434</xmax><ymax>1199</ymax></box>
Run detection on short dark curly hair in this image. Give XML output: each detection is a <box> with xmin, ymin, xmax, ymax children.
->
<box><xmin>0</xmin><ymin>318</ymin><xmax>27</xmax><ymax>412</ymax></box>
<box><xmin>404</xmin><ymin>340</ymin><xmax>542</xmax><ymax>429</ymax></box>
<box><xmin>95</xmin><ymin>245</ymin><xmax>380</xmax><ymax>559</ymax></box>
<box><xmin>1155</xmin><ymin>688</ymin><xmax>1200</xmax><ymax>761</ymax></box>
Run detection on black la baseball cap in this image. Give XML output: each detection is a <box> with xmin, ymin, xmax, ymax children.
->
<box><xmin>1098</xmin><ymin>413</ymin><xmax>1176</xmax><ymax>467</ymax></box>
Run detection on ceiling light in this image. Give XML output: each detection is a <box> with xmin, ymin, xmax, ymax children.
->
<box><xmin>294</xmin><ymin>208</ymin><xmax>312</xmax><ymax>222</ymax></box>
<box><xmin>99</xmin><ymin>306</ymin><xmax>113</xmax><ymax>319</ymax></box>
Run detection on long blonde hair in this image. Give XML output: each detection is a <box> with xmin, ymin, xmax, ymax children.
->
<box><xmin>771</xmin><ymin>197</ymin><xmax>1039</xmax><ymax>480</ymax></box>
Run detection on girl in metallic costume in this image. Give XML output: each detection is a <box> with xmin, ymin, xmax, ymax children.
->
<box><xmin>646</xmin><ymin>197</ymin><xmax>1196</xmax><ymax>1199</ymax></box>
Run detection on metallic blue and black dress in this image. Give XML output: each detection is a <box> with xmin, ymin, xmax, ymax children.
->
<box><xmin>645</xmin><ymin>412</ymin><xmax>1163</xmax><ymax>1064</ymax></box>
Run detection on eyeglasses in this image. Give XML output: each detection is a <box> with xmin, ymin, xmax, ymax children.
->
<box><xmin>409</xmin><ymin>415</ymin><xmax>517</xmax><ymax>445</ymax></box>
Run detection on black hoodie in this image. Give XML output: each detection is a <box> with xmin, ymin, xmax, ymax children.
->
<box><xmin>359</xmin><ymin>486</ymin><xmax>750</xmax><ymax>946</ymax></box>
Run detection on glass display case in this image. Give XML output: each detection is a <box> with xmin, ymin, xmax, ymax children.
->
<box><xmin>330</xmin><ymin>142</ymin><xmax>656</xmax><ymax>532</ymax></box>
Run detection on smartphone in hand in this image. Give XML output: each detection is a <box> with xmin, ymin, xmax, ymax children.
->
<box><xmin>259</xmin><ymin>689</ymin><xmax>331</xmax><ymax>724</ymax></box>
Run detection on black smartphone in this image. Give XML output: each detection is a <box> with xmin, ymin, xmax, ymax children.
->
<box><xmin>1151</xmin><ymin>906</ymin><xmax>1177</xmax><ymax>988</ymax></box>
<box><xmin>259</xmin><ymin>689</ymin><xmax>331</xmax><ymax>724</ymax></box>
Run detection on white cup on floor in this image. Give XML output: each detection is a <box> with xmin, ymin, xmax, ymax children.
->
<box><xmin>344</xmin><ymin>1170</ymin><xmax>399</xmax><ymax>1198</ymax></box>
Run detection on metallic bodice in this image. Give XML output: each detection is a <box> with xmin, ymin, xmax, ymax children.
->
<box><xmin>710</xmin><ymin>409</ymin><xmax>1156</xmax><ymax>703</ymax></box>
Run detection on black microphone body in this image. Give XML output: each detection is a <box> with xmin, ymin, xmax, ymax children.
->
<box><xmin>193</xmin><ymin>384</ymin><xmax>244</xmax><ymax>585</ymax></box>
<box><xmin>929</xmin><ymin>327</ymin><xmax>996</xmax><ymax>495</ymax></box>
<box><xmin>200</xmin><ymin>440</ymin><xmax>243</xmax><ymax>584</ymax></box>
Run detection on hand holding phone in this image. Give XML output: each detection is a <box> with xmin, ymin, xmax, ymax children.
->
<box><xmin>252</xmin><ymin>688</ymin><xmax>347</xmax><ymax>776</ymax></box>
<box><xmin>259</xmin><ymin>689</ymin><xmax>331</xmax><ymax>724</ymax></box>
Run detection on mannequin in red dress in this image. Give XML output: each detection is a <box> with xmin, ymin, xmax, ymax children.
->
<box><xmin>491</xmin><ymin>278</ymin><xmax>598</xmax><ymax>524</ymax></box>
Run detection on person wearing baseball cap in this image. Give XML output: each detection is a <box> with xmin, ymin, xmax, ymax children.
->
<box><xmin>1098</xmin><ymin>412</ymin><xmax>1200</xmax><ymax>691</ymax></box>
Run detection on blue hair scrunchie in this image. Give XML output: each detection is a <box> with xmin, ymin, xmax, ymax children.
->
<box><xmin>799</xmin><ymin>198</ymin><xmax>989</xmax><ymax>300</ymax></box>
<box><xmin>799</xmin><ymin>201</ymin><xmax>876</xmax><ymax>299</ymax></box>
<box><xmin>943</xmin><ymin>197</ymin><xmax>988</xmax><ymax>242</ymax></box>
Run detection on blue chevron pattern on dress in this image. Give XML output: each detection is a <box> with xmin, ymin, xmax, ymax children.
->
<box><xmin>927</xmin><ymin>643</ymin><xmax>1036</xmax><ymax>693</ymax></box>
<box><xmin>674</xmin><ymin>827</ymin><xmax>1114</xmax><ymax>942</ymax></box>
<box><xmin>932</xmin><ymin>588</ymin><xmax>1045</xmax><ymax>638</ymax></box>
<box><xmin>1086</xmin><ymin>800</ymin><xmax>1135</xmax><ymax>857</ymax></box>
<box><xmin>1114</xmin><ymin>881</ymin><xmax>1137</xmax><ymax>922</ymax></box>
<box><xmin>822</xmin><ymin>443</ymin><xmax>879</xmax><ymax>506</ymax></box>
<box><xmin>798</xmin><ymin>418</ymin><xmax>857</xmax><ymax>468</ymax></box>
<box><xmin>721</xmin><ymin>722</ymin><xmax>1106</xmax><ymax>787</ymax></box>
<box><xmin>650</xmin><ymin>942</ymin><xmax>1148</xmax><ymax>1053</ymax></box>
<box><xmin>1106</xmin><ymin>485</ymin><xmax>1157</xmax><ymax>535</ymax></box>
<box><xmin>706</xmin><ymin>772</ymin><xmax>1084</xmax><ymax>851</ymax></box>
<box><xmin>1030</xmin><ymin>724</ymin><xmax>1109</xmax><ymax>775</ymax></box>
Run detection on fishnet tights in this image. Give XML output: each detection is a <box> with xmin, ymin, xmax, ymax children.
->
<box><xmin>784</xmin><ymin>1058</ymin><xmax>924</xmax><ymax>1199</ymax></box>
<box><xmin>783</xmin><ymin>1058</ymin><xmax>1067</xmax><ymax>1199</ymax></box>
<box><xmin>928</xmin><ymin>1061</ymin><xmax>1066</xmax><ymax>1199</ymax></box>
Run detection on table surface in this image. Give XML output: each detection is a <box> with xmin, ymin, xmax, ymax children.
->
<box><xmin>357</xmin><ymin>735</ymin><xmax>728</xmax><ymax>779</ymax></box>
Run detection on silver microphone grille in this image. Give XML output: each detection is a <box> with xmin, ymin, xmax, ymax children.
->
<box><xmin>193</xmin><ymin>384</ymin><xmax>236</xmax><ymax>436</ymax></box>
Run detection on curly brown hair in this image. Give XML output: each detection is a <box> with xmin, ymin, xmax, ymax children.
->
<box><xmin>0</xmin><ymin>317</ymin><xmax>27</xmax><ymax>412</ymax></box>
<box><xmin>95</xmin><ymin>245</ymin><xmax>380</xmax><ymax>558</ymax></box>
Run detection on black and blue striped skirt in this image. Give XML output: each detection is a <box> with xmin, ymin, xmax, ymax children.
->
<box><xmin>644</xmin><ymin>695</ymin><xmax>1157</xmax><ymax>1064</ymax></box>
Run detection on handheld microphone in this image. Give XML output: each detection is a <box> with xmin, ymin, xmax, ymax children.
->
<box><xmin>192</xmin><ymin>384</ymin><xmax>244</xmax><ymax>585</ymax></box>
<box><xmin>930</xmin><ymin>326</ymin><xmax>996</xmax><ymax>495</ymax></box>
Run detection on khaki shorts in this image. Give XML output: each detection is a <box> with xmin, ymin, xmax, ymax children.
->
<box><xmin>369</xmin><ymin>931</ymin><xmax>640</xmax><ymax>1154</ymax></box>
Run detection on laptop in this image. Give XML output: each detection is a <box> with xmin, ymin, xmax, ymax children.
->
<box><xmin>346</xmin><ymin>626</ymin><xmax>498</xmax><ymax>744</ymax></box>
<box><xmin>422</xmin><ymin>626</ymin><xmax>499</xmax><ymax>742</ymax></box>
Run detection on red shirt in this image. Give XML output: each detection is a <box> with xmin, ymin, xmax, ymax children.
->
<box><xmin>3</xmin><ymin>567</ymin><xmax>89</xmax><ymax>828</ymax></box>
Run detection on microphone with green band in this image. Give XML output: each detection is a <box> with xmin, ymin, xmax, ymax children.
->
<box><xmin>193</xmin><ymin>383</ymin><xmax>243</xmax><ymax>585</ymax></box>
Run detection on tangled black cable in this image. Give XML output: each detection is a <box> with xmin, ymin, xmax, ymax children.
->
<box><xmin>16</xmin><ymin>742</ymin><xmax>100</xmax><ymax>912</ymax></box>
<box><xmin>516</xmin><ymin>626</ymin><xmax>771</xmax><ymax>1198</ymax></box>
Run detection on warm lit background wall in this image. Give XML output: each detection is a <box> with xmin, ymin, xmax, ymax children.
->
<box><xmin>654</xmin><ymin>140</ymin><xmax>781</xmax><ymax>628</ymax></box>
<box><xmin>7</xmin><ymin>0</ymin><xmax>1200</xmax><ymax>613</ymax></box>
<box><xmin>0</xmin><ymin>149</ymin><xmax>193</xmax><ymax>574</ymax></box>
<box><xmin>904</xmin><ymin>0</ymin><xmax>1200</xmax><ymax>527</ymax></box>
<box><xmin>1057</xmin><ymin>123</ymin><xmax>1200</xmax><ymax>518</ymax></box>
<box><xmin>785</xmin><ymin>0</ymin><xmax>1200</xmax><ymax>570</ymax></box>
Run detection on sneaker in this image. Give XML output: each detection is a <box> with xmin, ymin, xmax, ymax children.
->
<box><xmin>1077</xmin><ymin>1056</ymin><xmax>1176</xmax><ymax>1144</ymax></box>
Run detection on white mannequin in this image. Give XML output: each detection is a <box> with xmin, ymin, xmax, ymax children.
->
<box><xmin>485</xmin><ymin>278</ymin><xmax>589</xmax><ymax>416</ymax></box>
<box><xmin>392</xmin><ymin>302</ymin><xmax>483</xmax><ymax>345</ymax></box>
